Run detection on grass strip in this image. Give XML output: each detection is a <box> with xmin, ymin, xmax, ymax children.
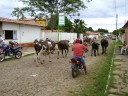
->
<box><xmin>71</xmin><ymin>41</ymin><xmax>116</xmax><ymax>96</ymax></box>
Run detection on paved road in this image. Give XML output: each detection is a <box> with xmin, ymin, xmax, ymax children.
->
<box><xmin>2</xmin><ymin>40</ymin><xmax>126</xmax><ymax>96</ymax></box>
<box><xmin>0</xmin><ymin>42</ymin><xmax>102</xmax><ymax>96</ymax></box>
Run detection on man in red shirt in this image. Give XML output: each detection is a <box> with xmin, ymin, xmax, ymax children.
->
<box><xmin>72</xmin><ymin>38</ymin><xmax>87</xmax><ymax>74</ymax></box>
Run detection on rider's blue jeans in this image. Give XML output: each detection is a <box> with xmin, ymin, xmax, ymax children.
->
<box><xmin>71</xmin><ymin>56</ymin><xmax>85</xmax><ymax>65</ymax></box>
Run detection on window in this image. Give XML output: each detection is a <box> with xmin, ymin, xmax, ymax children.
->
<box><xmin>3</xmin><ymin>30</ymin><xmax>17</xmax><ymax>40</ymax></box>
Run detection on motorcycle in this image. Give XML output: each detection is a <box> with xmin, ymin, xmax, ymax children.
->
<box><xmin>0</xmin><ymin>43</ymin><xmax>22</xmax><ymax>62</ymax></box>
<box><xmin>70</xmin><ymin>57</ymin><xmax>83</xmax><ymax>78</ymax></box>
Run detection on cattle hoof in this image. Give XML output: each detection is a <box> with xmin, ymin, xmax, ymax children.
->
<box><xmin>41</xmin><ymin>63</ymin><xmax>43</xmax><ymax>64</ymax></box>
<box><xmin>49</xmin><ymin>61</ymin><xmax>52</xmax><ymax>62</ymax></box>
<box><xmin>43</xmin><ymin>60</ymin><xmax>45</xmax><ymax>62</ymax></box>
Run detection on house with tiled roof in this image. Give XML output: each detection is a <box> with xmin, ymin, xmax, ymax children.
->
<box><xmin>122</xmin><ymin>21</ymin><xmax>128</xmax><ymax>45</ymax></box>
<box><xmin>0</xmin><ymin>17</ymin><xmax>42</xmax><ymax>46</ymax></box>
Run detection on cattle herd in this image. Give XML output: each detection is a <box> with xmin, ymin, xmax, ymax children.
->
<box><xmin>33</xmin><ymin>39</ymin><xmax>70</xmax><ymax>66</ymax></box>
<box><xmin>33</xmin><ymin>38</ymin><xmax>109</xmax><ymax>67</ymax></box>
<box><xmin>0</xmin><ymin>38</ymin><xmax>109</xmax><ymax>65</ymax></box>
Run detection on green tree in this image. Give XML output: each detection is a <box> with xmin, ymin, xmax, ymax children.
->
<box><xmin>46</xmin><ymin>15</ymin><xmax>73</xmax><ymax>32</ymax></box>
<box><xmin>11</xmin><ymin>0</ymin><xmax>91</xmax><ymax>31</ymax></box>
<box><xmin>97</xmin><ymin>28</ymin><xmax>109</xmax><ymax>33</ymax></box>
<box><xmin>64</xmin><ymin>17</ymin><xmax>73</xmax><ymax>32</ymax></box>
<box><xmin>46</xmin><ymin>14</ymin><xmax>58</xmax><ymax>30</ymax></box>
<box><xmin>112</xmin><ymin>28</ymin><xmax>124</xmax><ymax>37</ymax></box>
<box><xmin>87</xmin><ymin>27</ymin><xmax>94</xmax><ymax>32</ymax></box>
<box><xmin>73</xmin><ymin>19</ymin><xmax>87</xmax><ymax>37</ymax></box>
<box><xmin>11</xmin><ymin>8</ymin><xmax>26</xmax><ymax>19</ymax></box>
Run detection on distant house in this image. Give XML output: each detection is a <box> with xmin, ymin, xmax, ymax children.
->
<box><xmin>85</xmin><ymin>31</ymin><xmax>100</xmax><ymax>39</ymax></box>
<box><xmin>0</xmin><ymin>17</ymin><xmax>42</xmax><ymax>46</ymax></box>
<box><xmin>122</xmin><ymin>21</ymin><xmax>128</xmax><ymax>45</ymax></box>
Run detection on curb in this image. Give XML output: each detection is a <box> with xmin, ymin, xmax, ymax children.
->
<box><xmin>22</xmin><ymin>52</ymin><xmax>35</xmax><ymax>56</ymax></box>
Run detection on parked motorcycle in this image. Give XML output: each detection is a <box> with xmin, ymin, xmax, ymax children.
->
<box><xmin>70</xmin><ymin>57</ymin><xmax>83</xmax><ymax>78</ymax></box>
<box><xmin>0</xmin><ymin>43</ymin><xmax>22</xmax><ymax>62</ymax></box>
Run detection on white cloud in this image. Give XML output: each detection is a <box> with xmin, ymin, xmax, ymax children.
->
<box><xmin>0</xmin><ymin>0</ymin><xmax>127</xmax><ymax>32</ymax></box>
<box><xmin>75</xmin><ymin>0</ymin><xmax>128</xmax><ymax>32</ymax></box>
<box><xmin>80</xmin><ymin>16</ymin><xmax>127</xmax><ymax>32</ymax></box>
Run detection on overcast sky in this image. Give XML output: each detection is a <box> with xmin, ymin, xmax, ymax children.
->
<box><xmin>0</xmin><ymin>0</ymin><xmax>127</xmax><ymax>32</ymax></box>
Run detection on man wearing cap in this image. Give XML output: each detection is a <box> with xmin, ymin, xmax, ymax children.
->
<box><xmin>72</xmin><ymin>38</ymin><xmax>87</xmax><ymax>74</ymax></box>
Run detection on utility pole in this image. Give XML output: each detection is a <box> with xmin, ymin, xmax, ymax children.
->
<box><xmin>114</xmin><ymin>0</ymin><xmax>118</xmax><ymax>42</ymax></box>
<box><xmin>116</xmin><ymin>14</ymin><xmax>118</xmax><ymax>42</ymax></box>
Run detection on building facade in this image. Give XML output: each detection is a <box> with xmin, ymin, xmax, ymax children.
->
<box><xmin>122</xmin><ymin>21</ymin><xmax>128</xmax><ymax>45</ymax></box>
<box><xmin>0</xmin><ymin>17</ymin><xmax>41</xmax><ymax>45</ymax></box>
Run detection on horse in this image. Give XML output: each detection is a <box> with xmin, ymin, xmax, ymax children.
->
<box><xmin>33</xmin><ymin>39</ymin><xmax>56</xmax><ymax>66</ymax></box>
<box><xmin>91</xmin><ymin>41</ymin><xmax>100</xmax><ymax>56</ymax></box>
<box><xmin>57</xmin><ymin>40</ymin><xmax>69</xmax><ymax>58</ymax></box>
<box><xmin>101</xmin><ymin>38</ymin><xmax>109</xmax><ymax>55</ymax></box>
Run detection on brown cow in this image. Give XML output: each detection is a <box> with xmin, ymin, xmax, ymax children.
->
<box><xmin>101</xmin><ymin>38</ymin><xmax>109</xmax><ymax>55</ymax></box>
<box><xmin>91</xmin><ymin>41</ymin><xmax>100</xmax><ymax>56</ymax></box>
<box><xmin>33</xmin><ymin>39</ymin><xmax>56</xmax><ymax>66</ymax></box>
<box><xmin>57</xmin><ymin>40</ymin><xmax>69</xmax><ymax>58</ymax></box>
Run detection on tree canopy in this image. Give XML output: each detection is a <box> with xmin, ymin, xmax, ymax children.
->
<box><xmin>12</xmin><ymin>0</ymin><xmax>87</xmax><ymax>19</ymax></box>
<box><xmin>73</xmin><ymin>19</ymin><xmax>87</xmax><ymax>37</ymax></box>
<box><xmin>112</xmin><ymin>28</ymin><xmax>125</xmax><ymax>36</ymax></box>
<box><xmin>11</xmin><ymin>0</ymin><xmax>92</xmax><ymax>31</ymax></box>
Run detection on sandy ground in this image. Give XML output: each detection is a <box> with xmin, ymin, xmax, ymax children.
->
<box><xmin>0</xmin><ymin>43</ymin><xmax>103</xmax><ymax>96</ymax></box>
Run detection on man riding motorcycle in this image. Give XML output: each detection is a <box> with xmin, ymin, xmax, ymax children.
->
<box><xmin>72</xmin><ymin>38</ymin><xmax>87</xmax><ymax>74</ymax></box>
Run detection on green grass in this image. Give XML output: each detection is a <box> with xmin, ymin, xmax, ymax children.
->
<box><xmin>104</xmin><ymin>40</ymin><xmax>125</xmax><ymax>96</ymax></box>
<box><xmin>116</xmin><ymin>39</ymin><xmax>123</xmax><ymax>45</ymax></box>
<box><xmin>70</xmin><ymin>41</ymin><xmax>116</xmax><ymax>96</ymax></box>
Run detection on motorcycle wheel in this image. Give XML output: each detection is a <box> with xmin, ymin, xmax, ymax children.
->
<box><xmin>15</xmin><ymin>51</ymin><xmax>22</xmax><ymax>59</ymax></box>
<box><xmin>0</xmin><ymin>53</ymin><xmax>5</xmax><ymax>62</ymax></box>
<box><xmin>72</xmin><ymin>64</ymin><xmax>79</xmax><ymax>78</ymax></box>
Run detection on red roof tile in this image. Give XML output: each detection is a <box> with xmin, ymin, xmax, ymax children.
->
<box><xmin>0</xmin><ymin>17</ymin><xmax>42</xmax><ymax>26</ymax></box>
<box><xmin>86</xmin><ymin>31</ymin><xmax>99</xmax><ymax>35</ymax></box>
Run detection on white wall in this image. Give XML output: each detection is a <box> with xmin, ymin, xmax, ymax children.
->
<box><xmin>87</xmin><ymin>34</ymin><xmax>98</xmax><ymax>39</ymax></box>
<box><xmin>19</xmin><ymin>24</ymin><xmax>41</xmax><ymax>43</ymax></box>
<box><xmin>41</xmin><ymin>32</ymin><xmax>80</xmax><ymax>43</ymax></box>
<box><xmin>119</xmin><ymin>33</ymin><xmax>125</xmax><ymax>43</ymax></box>
<box><xmin>2</xmin><ymin>22</ymin><xmax>41</xmax><ymax>44</ymax></box>
<box><xmin>2</xmin><ymin>22</ymin><xmax>83</xmax><ymax>44</ymax></box>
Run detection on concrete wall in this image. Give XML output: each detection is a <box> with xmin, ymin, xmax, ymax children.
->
<box><xmin>1</xmin><ymin>21</ymin><xmax>84</xmax><ymax>45</ymax></box>
<box><xmin>2</xmin><ymin>22</ymin><xmax>41</xmax><ymax>44</ymax></box>
<box><xmin>124</xmin><ymin>27</ymin><xmax>128</xmax><ymax>45</ymax></box>
<box><xmin>0</xmin><ymin>22</ymin><xmax>2</xmax><ymax>35</ymax></box>
<box><xmin>87</xmin><ymin>34</ymin><xmax>98</xmax><ymax>39</ymax></box>
<box><xmin>41</xmin><ymin>32</ymin><xmax>83</xmax><ymax>43</ymax></box>
<box><xmin>119</xmin><ymin>33</ymin><xmax>125</xmax><ymax>43</ymax></box>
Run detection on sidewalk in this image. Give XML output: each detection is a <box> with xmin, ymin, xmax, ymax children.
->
<box><xmin>22</xmin><ymin>47</ymin><xmax>35</xmax><ymax>56</ymax></box>
<box><xmin>108</xmin><ymin>46</ymin><xmax>128</xmax><ymax>96</ymax></box>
